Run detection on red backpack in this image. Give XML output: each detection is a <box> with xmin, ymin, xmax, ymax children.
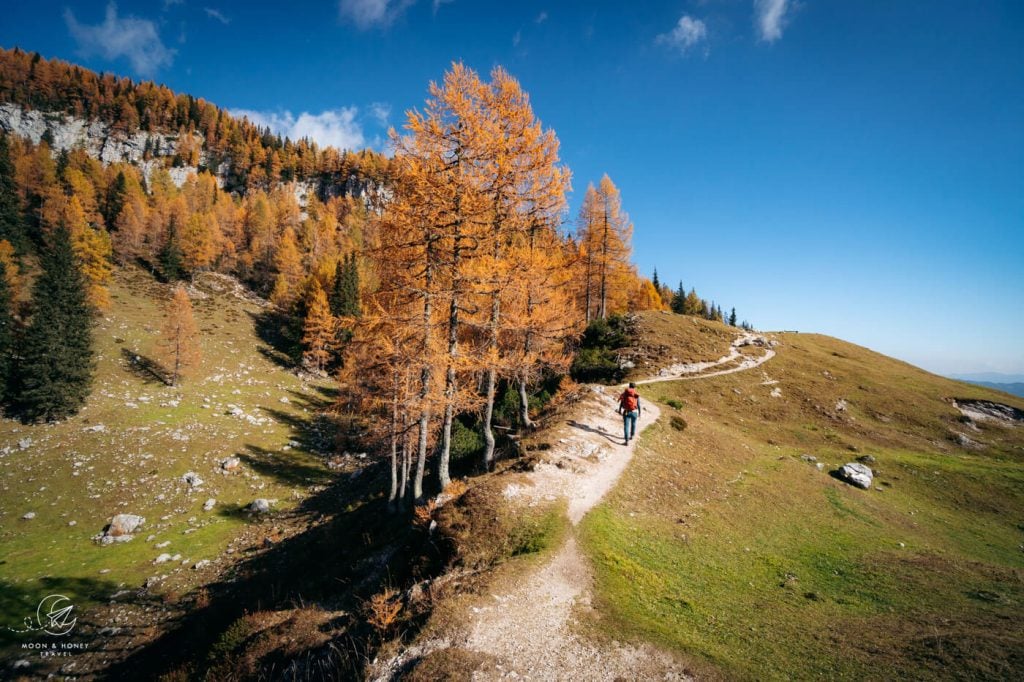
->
<box><xmin>619</xmin><ymin>388</ymin><xmax>639</xmax><ymax>412</ymax></box>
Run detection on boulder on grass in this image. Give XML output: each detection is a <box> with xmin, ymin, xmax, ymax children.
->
<box><xmin>837</xmin><ymin>463</ymin><xmax>873</xmax><ymax>489</ymax></box>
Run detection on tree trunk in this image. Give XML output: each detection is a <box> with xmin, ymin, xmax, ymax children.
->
<box><xmin>438</xmin><ymin>180</ymin><xmax>464</xmax><ymax>491</ymax></box>
<box><xmin>413</xmin><ymin>251</ymin><xmax>434</xmax><ymax>505</ymax></box>
<box><xmin>599</xmin><ymin>205</ymin><xmax>609</xmax><ymax>320</ymax></box>
<box><xmin>482</xmin><ymin>367</ymin><xmax>497</xmax><ymax>467</ymax></box>
<box><xmin>481</xmin><ymin>217</ymin><xmax>502</xmax><ymax>468</ymax></box>
<box><xmin>387</xmin><ymin>379</ymin><xmax>399</xmax><ymax>512</ymax></box>
<box><xmin>517</xmin><ymin>375</ymin><xmax>534</xmax><ymax>429</ymax></box>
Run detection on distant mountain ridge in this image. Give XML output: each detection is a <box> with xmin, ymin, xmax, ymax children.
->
<box><xmin>957</xmin><ymin>381</ymin><xmax>1024</xmax><ymax>399</ymax></box>
<box><xmin>950</xmin><ymin>372</ymin><xmax>1024</xmax><ymax>384</ymax></box>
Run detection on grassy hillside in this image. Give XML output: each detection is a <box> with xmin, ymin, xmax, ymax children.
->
<box><xmin>0</xmin><ymin>267</ymin><xmax>336</xmax><ymax>658</ymax></box>
<box><xmin>581</xmin><ymin>325</ymin><xmax>1024</xmax><ymax>680</ymax></box>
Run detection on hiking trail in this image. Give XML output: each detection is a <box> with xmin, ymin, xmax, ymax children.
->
<box><xmin>372</xmin><ymin>333</ymin><xmax>776</xmax><ymax>681</ymax></box>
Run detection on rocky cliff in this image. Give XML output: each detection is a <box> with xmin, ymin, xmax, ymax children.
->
<box><xmin>0</xmin><ymin>102</ymin><xmax>387</xmax><ymax>209</ymax></box>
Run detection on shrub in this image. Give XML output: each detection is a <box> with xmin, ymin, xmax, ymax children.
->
<box><xmin>571</xmin><ymin>315</ymin><xmax>631</xmax><ymax>384</ymax></box>
<box><xmin>670</xmin><ymin>415</ymin><xmax>688</xmax><ymax>431</ymax></box>
<box><xmin>450</xmin><ymin>418</ymin><xmax>484</xmax><ymax>463</ymax></box>
<box><xmin>570</xmin><ymin>347</ymin><xmax>623</xmax><ymax>383</ymax></box>
<box><xmin>666</xmin><ymin>398</ymin><xmax>684</xmax><ymax>410</ymax></box>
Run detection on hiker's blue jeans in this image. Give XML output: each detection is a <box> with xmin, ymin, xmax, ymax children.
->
<box><xmin>623</xmin><ymin>410</ymin><xmax>639</xmax><ymax>442</ymax></box>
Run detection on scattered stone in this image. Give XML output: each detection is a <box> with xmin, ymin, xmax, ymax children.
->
<box><xmin>18</xmin><ymin>438</ymin><xmax>32</xmax><ymax>450</ymax></box>
<box><xmin>800</xmin><ymin>454</ymin><xmax>817</xmax><ymax>463</ymax></box>
<box><xmin>836</xmin><ymin>462</ymin><xmax>873</xmax><ymax>489</ymax></box>
<box><xmin>193</xmin><ymin>559</ymin><xmax>211</xmax><ymax>570</ymax></box>
<box><xmin>279</xmin><ymin>396</ymin><xmax>290</xmax><ymax>403</ymax></box>
<box><xmin>816</xmin><ymin>463</ymin><xmax>824</xmax><ymax>471</ymax></box>
<box><xmin>12</xmin><ymin>660</ymin><xmax>31</xmax><ymax>670</ymax></box>
<box><xmin>155</xmin><ymin>541</ymin><xmax>170</xmax><ymax>548</ymax></box>
<box><xmin>181</xmin><ymin>471</ymin><xmax>204</xmax><ymax>488</ymax></box>
<box><xmin>953</xmin><ymin>432</ymin><xmax>985</xmax><ymax>450</ymax></box>
<box><xmin>96</xmin><ymin>513</ymin><xmax>145</xmax><ymax>543</ymax></box>
<box><xmin>835</xmin><ymin>399</ymin><xmax>848</xmax><ymax>412</ymax></box>
<box><xmin>220</xmin><ymin>457</ymin><xmax>241</xmax><ymax>473</ymax></box>
<box><xmin>85</xmin><ymin>424</ymin><xmax>107</xmax><ymax>432</ymax></box>
<box><xmin>856</xmin><ymin>454</ymin><xmax>877</xmax><ymax>464</ymax></box>
<box><xmin>770</xmin><ymin>387</ymin><xmax>782</xmax><ymax>399</ymax></box>
<box><xmin>68</xmin><ymin>520</ymin><xmax>76</xmax><ymax>526</ymax></box>
<box><xmin>249</xmin><ymin>498</ymin><xmax>271</xmax><ymax>513</ymax></box>
<box><xmin>898</xmin><ymin>542</ymin><xmax>906</xmax><ymax>548</ymax></box>
<box><xmin>154</xmin><ymin>553</ymin><xmax>172</xmax><ymax>564</ymax></box>
<box><xmin>21</xmin><ymin>511</ymin><xmax>35</xmax><ymax>520</ymax></box>
<box><xmin>143</xmin><ymin>575</ymin><xmax>164</xmax><ymax>589</ymax></box>
<box><xmin>203</xmin><ymin>498</ymin><xmax>216</xmax><ymax>511</ymax></box>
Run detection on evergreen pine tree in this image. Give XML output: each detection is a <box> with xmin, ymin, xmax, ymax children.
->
<box><xmin>343</xmin><ymin>252</ymin><xmax>360</xmax><ymax>317</ymax></box>
<box><xmin>0</xmin><ymin>258</ymin><xmax>13</xmax><ymax>402</ymax></box>
<box><xmin>328</xmin><ymin>258</ymin><xmax>346</xmax><ymax>316</ymax></box>
<box><xmin>159</xmin><ymin>222</ymin><xmax>184</xmax><ymax>281</ymax></box>
<box><xmin>670</xmin><ymin>280</ymin><xmax>686</xmax><ymax>314</ymax></box>
<box><xmin>104</xmin><ymin>170</ymin><xmax>127</xmax><ymax>227</ymax></box>
<box><xmin>16</xmin><ymin>224</ymin><xmax>94</xmax><ymax>421</ymax></box>
<box><xmin>729</xmin><ymin>307</ymin><xmax>737</xmax><ymax>326</ymax></box>
<box><xmin>0</xmin><ymin>134</ymin><xmax>27</xmax><ymax>252</ymax></box>
<box><xmin>651</xmin><ymin>268</ymin><xmax>660</xmax><ymax>292</ymax></box>
<box><xmin>329</xmin><ymin>254</ymin><xmax>361</xmax><ymax>318</ymax></box>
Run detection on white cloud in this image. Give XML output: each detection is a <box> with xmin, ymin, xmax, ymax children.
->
<box><xmin>231</xmin><ymin>108</ymin><xmax>366</xmax><ymax>150</ymax></box>
<box><xmin>754</xmin><ymin>0</ymin><xmax>790</xmax><ymax>43</ymax></box>
<box><xmin>65</xmin><ymin>3</ymin><xmax>176</xmax><ymax>77</ymax></box>
<box><xmin>368</xmin><ymin>102</ymin><xmax>392</xmax><ymax>128</ymax></box>
<box><xmin>204</xmin><ymin>7</ymin><xmax>231</xmax><ymax>25</ymax></box>
<box><xmin>432</xmin><ymin>0</ymin><xmax>454</xmax><ymax>14</ymax></box>
<box><xmin>339</xmin><ymin>0</ymin><xmax>416</xmax><ymax>29</ymax></box>
<box><xmin>656</xmin><ymin>15</ymin><xmax>708</xmax><ymax>54</ymax></box>
<box><xmin>535</xmin><ymin>11</ymin><xmax>547</xmax><ymax>24</ymax></box>
<box><xmin>512</xmin><ymin>30</ymin><xmax>522</xmax><ymax>47</ymax></box>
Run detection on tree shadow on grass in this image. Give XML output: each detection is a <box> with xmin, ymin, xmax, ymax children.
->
<box><xmin>237</xmin><ymin>445</ymin><xmax>334</xmax><ymax>488</ymax></box>
<box><xmin>566</xmin><ymin>419</ymin><xmax>621</xmax><ymax>445</ymax></box>
<box><xmin>97</xmin><ymin>459</ymin><xmax>447</xmax><ymax>681</ymax></box>
<box><xmin>0</xmin><ymin>575</ymin><xmax>166</xmax><ymax>674</ymax></box>
<box><xmin>119</xmin><ymin>348</ymin><xmax>170</xmax><ymax>386</ymax></box>
<box><xmin>248</xmin><ymin>309</ymin><xmax>298</xmax><ymax>370</ymax></box>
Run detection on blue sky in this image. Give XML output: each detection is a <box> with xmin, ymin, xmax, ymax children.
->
<box><xmin>2</xmin><ymin>1</ymin><xmax>1022</xmax><ymax>376</ymax></box>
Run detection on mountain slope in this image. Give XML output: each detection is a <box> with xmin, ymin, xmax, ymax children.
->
<box><xmin>580</xmin><ymin>325</ymin><xmax>1024</xmax><ymax>680</ymax></box>
<box><xmin>0</xmin><ymin>266</ymin><xmax>338</xmax><ymax>665</ymax></box>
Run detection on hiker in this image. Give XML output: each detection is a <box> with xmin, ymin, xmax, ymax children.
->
<box><xmin>617</xmin><ymin>382</ymin><xmax>642</xmax><ymax>446</ymax></box>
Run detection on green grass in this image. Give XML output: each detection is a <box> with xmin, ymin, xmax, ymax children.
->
<box><xmin>580</xmin><ymin>330</ymin><xmax>1024</xmax><ymax>680</ymax></box>
<box><xmin>0</xmin><ymin>267</ymin><xmax>336</xmax><ymax>653</ymax></box>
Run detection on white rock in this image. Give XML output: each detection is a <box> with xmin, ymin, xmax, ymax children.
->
<box><xmin>249</xmin><ymin>498</ymin><xmax>271</xmax><ymax>513</ymax></box>
<box><xmin>193</xmin><ymin>559</ymin><xmax>212</xmax><ymax>570</ymax></box>
<box><xmin>154</xmin><ymin>553</ymin><xmax>172</xmax><ymax>564</ymax></box>
<box><xmin>22</xmin><ymin>511</ymin><xmax>36</xmax><ymax>520</ymax></box>
<box><xmin>181</xmin><ymin>471</ymin><xmax>204</xmax><ymax>488</ymax></box>
<box><xmin>203</xmin><ymin>498</ymin><xmax>216</xmax><ymax>511</ymax></box>
<box><xmin>837</xmin><ymin>462</ymin><xmax>873</xmax><ymax>489</ymax></box>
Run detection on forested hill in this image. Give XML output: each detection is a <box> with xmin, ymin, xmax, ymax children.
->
<box><xmin>0</xmin><ymin>46</ymin><xmax>390</xmax><ymax>195</ymax></box>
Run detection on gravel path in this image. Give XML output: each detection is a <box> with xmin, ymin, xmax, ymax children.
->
<box><xmin>375</xmin><ymin>335</ymin><xmax>775</xmax><ymax>681</ymax></box>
